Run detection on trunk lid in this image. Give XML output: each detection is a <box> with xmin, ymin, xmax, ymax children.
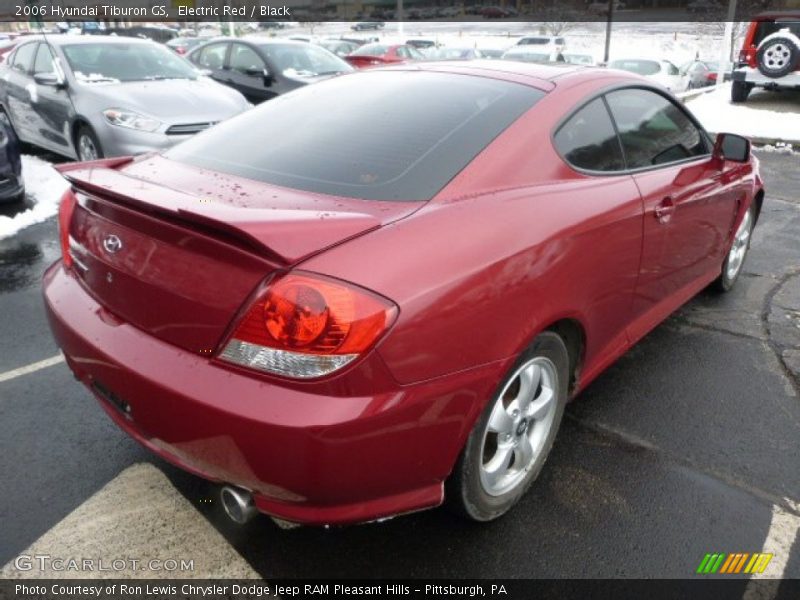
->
<box><xmin>59</xmin><ymin>155</ymin><xmax>420</xmax><ymax>354</ymax></box>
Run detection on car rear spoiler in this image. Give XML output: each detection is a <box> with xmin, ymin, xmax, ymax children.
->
<box><xmin>55</xmin><ymin>159</ymin><xmax>383</xmax><ymax>264</ymax></box>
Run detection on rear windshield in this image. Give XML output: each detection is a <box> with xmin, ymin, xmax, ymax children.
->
<box><xmin>166</xmin><ymin>71</ymin><xmax>543</xmax><ymax>201</ymax></box>
<box><xmin>352</xmin><ymin>44</ymin><xmax>388</xmax><ymax>56</ymax></box>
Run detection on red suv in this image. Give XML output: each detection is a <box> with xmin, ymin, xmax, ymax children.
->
<box><xmin>731</xmin><ymin>12</ymin><xmax>800</xmax><ymax>102</ymax></box>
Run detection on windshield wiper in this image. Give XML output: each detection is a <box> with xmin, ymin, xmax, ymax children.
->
<box><xmin>142</xmin><ymin>75</ymin><xmax>193</xmax><ymax>81</ymax></box>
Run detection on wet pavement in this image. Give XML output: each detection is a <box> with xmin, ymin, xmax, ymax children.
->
<box><xmin>0</xmin><ymin>150</ymin><xmax>798</xmax><ymax>582</ymax></box>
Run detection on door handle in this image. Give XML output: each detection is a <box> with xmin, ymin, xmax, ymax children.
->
<box><xmin>654</xmin><ymin>197</ymin><xmax>675</xmax><ymax>223</ymax></box>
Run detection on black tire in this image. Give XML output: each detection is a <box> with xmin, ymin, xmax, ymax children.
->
<box><xmin>714</xmin><ymin>204</ymin><xmax>755</xmax><ymax>293</ymax></box>
<box><xmin>446</xmin><ymin>331</ymin><xmax>569</xmax><ymax>522</ymax></box>
<box><xmin>731</xmin><ymin>80</ymin><xmax>753</xmax><ymax>103</ymax></box>
<box><xmin>756</xmin><ymin>36</ymin><xmax>800</xmax><ymax>79</ymax></box>
<box><xmin>0</xmin><ymin>106</ymin><xmax>17</xmax><ymax>137</ymax></box>
<box><xmin>75</xmin><ymin>124</ymin><xmax>103</xmax><ymax>162</ymax></box>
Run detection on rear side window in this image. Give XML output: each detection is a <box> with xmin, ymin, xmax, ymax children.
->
<box><xmin>33</xmin><ymin>44</ymin><xmax>56</xmax><ymax>75</ymax></box>
<box><xmin>196</xmin><ymin>42</ymin><xmax>227</xmax><ymax>70</ymax></box>
<box><xmin>606</xmin><ymin>88</ymin><xmax>709</xmax><ymax>169</ymax></box>
<box><xmin>554</xmin><ymin>98</ymin><xmax>625</xmax><ymax>172</ymax></box>
<box><xmin>11</xmin><ymin>42</ymin><xmax>36</xmax><ymax>73</ymax></box>
<box><xmin>167</xmin><ymin>71</ymin><xmax>544</xmax><ymax>201</ymax></box>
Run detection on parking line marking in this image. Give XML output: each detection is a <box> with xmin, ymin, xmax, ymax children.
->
<box><xmin>0</xmin><ymin>354</ymin><xmax>64</xmax><ymax>385</ymax></box>
<box><xmin>743</xmin><ymin>499</ymin><xmax>800</xmax><ymax>598</ymax></box>
<box><xmin>0</xmin><ymin>463</ymin><xmax>260</xmax><ymax>579</ymax></box>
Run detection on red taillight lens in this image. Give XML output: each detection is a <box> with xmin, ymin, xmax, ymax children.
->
<box><xmin>220</xmin><ymin>272</ymin><xmax>397</xmax><ymax>379</ymax></box>
<box><xmin>58</xmin><ymin>189</ymin><xmax>77</xmax><ymax>269</ymax></box>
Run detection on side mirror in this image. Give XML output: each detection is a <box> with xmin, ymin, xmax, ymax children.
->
<box><xmin>198</xmin><ymin>68</ymin><xmax>213</xmax><ymax>77</ymax></box>
<box><xmin>714</xmin><ymin>133</ymin><xmax>750</xmax><ymax>163</ymax></box>
<box><xmin>34</xmin><ymin>72</ymin><xmax>64</xmax><ymax>88</ymax></box>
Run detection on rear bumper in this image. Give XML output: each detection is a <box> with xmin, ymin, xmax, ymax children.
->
<box><xmin>732</xmin><ymin>66</ymin><xmax>800</xmax><ymax>88</ymax></box>
<box><xmin>43</xmin><ymin>262</ymin><xmax>505</xmax><ymax>524</ymax></box>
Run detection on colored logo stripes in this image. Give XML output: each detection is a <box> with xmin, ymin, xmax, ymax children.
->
<box><xmin>696</xmin><ymin>553</ymin><xmax>773</xmax><ymax>574</ymax></box>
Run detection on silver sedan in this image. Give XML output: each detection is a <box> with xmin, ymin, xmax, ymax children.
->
<box><xmin>0</xmin><ymin>35</ymin><xmax>250</xmax><ymax>161</ymax></box>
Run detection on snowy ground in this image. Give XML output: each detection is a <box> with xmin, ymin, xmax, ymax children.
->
<box><xmin>686</xmin><ymin>84</ymin><xmax>800</xmax><ymax>142</ymax></box>
<box><xmin>0</xmin><ymin>156</ymin><xmax>68</xmax><ymax>240</ymax></box>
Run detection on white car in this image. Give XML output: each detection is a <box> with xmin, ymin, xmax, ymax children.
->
<box><xmin>608</xmin><ymin>58</ymin><xmax>688</xmax><ymax>91</ymax></box>
<box><xmin>516</xmin><ymin>35</ymin><xmax>566</xmax><ymax>54</ymax></box>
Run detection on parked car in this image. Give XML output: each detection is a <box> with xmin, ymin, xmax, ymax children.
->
<box><xmin>681</xmin><ymin>59</ymin><xmax>732</xmax><ymax>88</ymax></box>
<box><xmin>425</xmin><ymin>47</ymin><xmax>485</xmax><ymax>61</ymax></box>
<box><xmin>731</xmin><ymin>11</ymin><xmax>800</xmax><ymax>103</ymax></box>
<box><xmin>344</xmin><ymin>43</ymin><xmax>425</xmax><ymax>68</ymax></box>
<box><xmin>166</xmin><ymin>37</ymin><xmax>205</xmax><ymax>56</ymax></box>
<box><xmin>318</xmin><ymin>39</ymin><xmax>361</xmax><ymax>58</ymax></box>
<box><xmin>406</xmin><ymin>39</ymin><xmax>437</xmax><ymax>50</ymax></box>
<box><xmin>608</xmin><ymin>58</ymin><xmax>687</xmax><ymax>91</ymax></box>
<box><xmin>352</xmin><ymin>21</ymin><xmax>385</xmax><ymax>31</ymax></box>
<box><xmin>502</xmin><ymin>47</ymin><xmax>565</xmax><ymax>63</ymax></box>
<box><xmin>187</xmin><ymin>39</ymin><xmax>352</xmax><ymax>104</ymax></box>
<box><xmin>516</xmin><ymin>35</ymin><xmax>566</xmax><ymax>53</ymax></box>
<box><xmin>0</xmin><ymin>36</ymin><xmax>249</xmax><ymax>161</ymax></box>
<box><xmin>0</xmin><ymin>110</ymin><xmax>23</xmax><ymax>203</ymax></box>
<box><xmin>46</xmin><ymin>63</ymin><xmax>762</xmax><ymax>526</ymax></box>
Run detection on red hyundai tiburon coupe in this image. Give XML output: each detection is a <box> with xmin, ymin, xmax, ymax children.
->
<box><xmin>44</xmin><ymin>62</ymin><xmax>763</xmax><ymax>525</ymax></box>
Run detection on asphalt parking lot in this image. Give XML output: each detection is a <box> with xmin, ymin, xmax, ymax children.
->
<box><xmin>0</xmin><ymin>150</ymin><xmax>798</xmax><ymax>582</ymax></box>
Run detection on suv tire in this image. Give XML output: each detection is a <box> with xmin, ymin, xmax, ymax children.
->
<box><xmin>731</xmin><ymin>80</ymin><xmax>753</xmax><ymax>103</ymax></box>
<box><xmin>756</xmin><ymin>36</ymin><xmax>800</xmax><ymax>78</ymax></box>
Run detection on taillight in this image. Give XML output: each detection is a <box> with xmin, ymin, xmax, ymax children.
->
<box><xmin>219</xmin><ymin>272</ymin><xmax>397</xmax><ymax>379</ymax></box>
<box><xmin>58</xmin><ymin>189</ymin><xmax>77</xmax><ymax>270</ymax></box>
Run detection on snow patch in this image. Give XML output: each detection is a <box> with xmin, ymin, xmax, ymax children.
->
<box><xmin>686</xmin><ymin>84</ymin><xmax>800</xmax><ymax>142</ymax></box>
<box><xmin>0</xmin><ymin>156</ymin><xmax>69</xmax><ymax>240</ymax></box>
<box><xmin>756</xmin><ymin>142</ymin><xmax>797</xmax><ymax>155</ymax></box>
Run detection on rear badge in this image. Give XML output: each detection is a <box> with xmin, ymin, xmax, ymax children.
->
<box><xmin>102</xmin><ymin>233</ymin><xmax>123</xmax><ymax>254</ymax></box>
<box><xmin>106</xmin><ymin>272</ymin><xmax>113</xmax><ymax>284</ymax></box>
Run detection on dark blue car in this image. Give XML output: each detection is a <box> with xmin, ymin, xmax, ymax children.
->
<box><xmin>0</xmin><ymin>111</ymin><xmax>24</xmax><ymax>203</ymax></box>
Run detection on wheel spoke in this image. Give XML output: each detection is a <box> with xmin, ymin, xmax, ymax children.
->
<box><xmin>515</xmin><ymin>435</ymin><xmax>534</xmax><ymax>470</ymax></box>
<box><xmin>487</xmin><ymin>399</ymin><xmax>514</xmax><ymax>434</ymax></box>
<box><xmin>514</xmin><ymin>364</ymin><xmax>540</xmax><ymax>412</ymax></box>
<box><xmin>483</xmin><ymin>444</ymin><xmax>513</xmax><ymax>488</ymax></box>
<box><xmin>528</xmin><ymin>386</ymin><xmax>554</xmax><ymax>421</ymax></box>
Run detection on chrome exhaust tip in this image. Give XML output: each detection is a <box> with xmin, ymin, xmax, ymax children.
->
<box><xmin>220</xmin><ymin>485</ymin><xmax>257</xmax><ymax>524</ymax></box>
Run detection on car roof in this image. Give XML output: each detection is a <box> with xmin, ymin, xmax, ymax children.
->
<box><xmin>24</xmin><ymin>35</ymin><xmax>157</xmax><ymax>47</ymax></box>
<box><xmin>377</xmin><ymin>60</ymin><xmax>631</xmax><ymax>92</ymax></box>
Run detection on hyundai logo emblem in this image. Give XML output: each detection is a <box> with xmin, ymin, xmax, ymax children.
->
<box><xmin>102</xmin><ymin>234</ymin><xmax>123</xmax><ymax>254</ymax></box>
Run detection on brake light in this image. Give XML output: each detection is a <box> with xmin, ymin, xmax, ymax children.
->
<box><xmin>58</xmin><ymin>189</ymin><xmax>77</xmax><ymax>269</ymax></box>
<box><xmin>219</xmin><ymin>272</ymin><xmax>397</xmax><ymax>379</ymax></box>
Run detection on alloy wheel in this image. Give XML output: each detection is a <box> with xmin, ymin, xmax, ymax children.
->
<box><xmin>726</xmin><ymin>209</ymin><xmax>752</xmax><ymax>281</ymax></box>
<box><xmin>78</xmin><ymin>134</ymin><xmax>98</xmax><ymax>161</ymax></box>
<box><xmin>763</xmin><ymin>44</ymin><xmax>791</xmax><ymax>71</ymax></box>
<box><xmin>479</xmin><ymin>357</ymin><xmax>559</xmax><ymax>497</ymax></box>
